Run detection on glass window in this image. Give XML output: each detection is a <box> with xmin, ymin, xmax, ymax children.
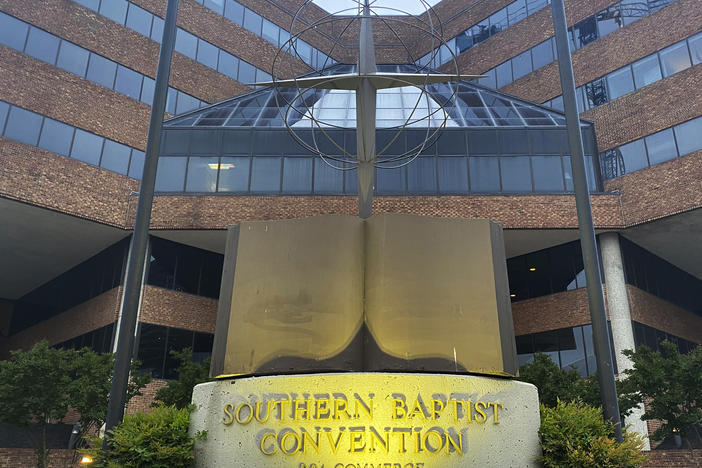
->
<box><xmin>621</xmin><ymin>0</ymin><xmax>647</xmax><ymax>25</ymax></box>
<box><xmin>38</xmin><ymin>117</ymin><xmax>74</xmax><ymax>156</ymax></box>
<box><xmin>0</xmin><ymin>101</ymin><xmax>9</xmax><ymax>131</ymax></box>
<box><xmin>478</xmin><ymin>68</ymin><xmax>497</xmax><ymax>89</ymax></box>
<box><xmin>175</xmin><ymin>92</ymin><xmax>201</xmax><ymax>114</ymax></box>
<box><xmin>250</xmin><ymin>157</ymin><xmax>281</xmax><ymax>192</ymax></box>
<box><xmin>193</xmin><ymin>332</ymin><xmax>215</xmax><ymax>361</ymax></box>
<box><xmin>558</xmin><ymin>327</ymin><xmax>588</xmax><ymax>376</ymax></box>
<box><xmin>86</xmin><ymin>54</ymin><xmax>117</xmax><ymax>89</ymax></box>
<box><xmin>469</xmin><ymin>157</ymin><xmax>500</xmax><ymax>192</ymax></box>
<box><xmin>114</xmin><ymin>65</ymin><xmax>143</xmax><ymax>100</ymax></box>
<box><xmin>526</xmin><ymin>0</ymin><xmax>548</xmax><ymax>14</ymax></box>
<box><xmin>262</xmin><ymin>19</ymin><xmax>279</xmax><ymax>45</ymax></box>
<box><xmin>137</xmin><ymin>323</ymin><xmax>166</xmax><ymax>378</ymax></box>
<box><xmin>126</xmin><ymin>4</ymin><xmax>153</xmax><ymax>37</ymax></box>
<box><xmin>531</xmin><ymin>40</ymin><xmax>553</xmax><ymax>70</ymax></box>
<box><xmin>512</xmin><ymin>50</ymin><xmax>532</xmax><ymax>80</ymax></box>
<box><xmin>25</xmin><ymin>27</ymin><xmax>60</xmax><ymax>64</ymax></box>
<box><xmin>500</xmin><ymin>156</ymin><xmax>532</xmax><ymax>192</ymax></box>
<box><xmin>175</xmin><ymin>29</ymin><xmax>198</xmax><ymax>59</ymax></box>
<box><xmin>141</xmin><ymin>77</ymin><xmax>155</xmax><ymax>105</ymax></box>
<box><xmin>659</xmin><ymin>42</ymin><xmax>691</xmax><ymax>77</ymax></box>
<box><xmin>282</xmin><ymin>157</ymin><xmax>313</xmax><ymax>193</ymax></box>
<box><xmin>376</xmin><ymin>167</ymin><xmax>406</xmax><ymax>194</ymax></box>
<box><xmin>199</xmin><ymin>252</ymin><xmax>223</xmax><ymax>299</ymax></box>
<box><xmin>204</xmin><ymin>0</ymin><xmax>225</xmax><ymax>15</ymax></box>
<box><xmin>607</xmin><ymin>67</ymin><xmax>635</xmax><ymax>99</ymax></box>
<box><xmin>596</xmin><ymin>5</ymin><xmax>622</xmax><ymax>37</ymax></box>
<box><xmin>243</xmin><ymin>9</ymin><xmax>262</xmax><ymax>35</ymax></box>
<box><xmin>533</xmin><ymin>330</ymin><xmax>560</xmax><ymax>366</ymax></box>
<box><xmin>407</xmin><ymin>157</ymin><xmax>437</xmax><ymax>193</ymax></box>
<box><xmin>185</xmin><ymin>157</ymin><xmax>218</xmax><ymax>192</ymax></box>
<box><xmin>313</xmin><ymin>158</ymin><xmax>343</xmax><ymax>193</ymax></box>
<box><xmin>496</xmin><ymin>61</ymin><xmax>512</xmax><ymax>88</ymax></box>
<box><xmin>550</xmin><ymin>95</ymin><xmax>564</xmax><ymax>111</ymax></box>
<box><xmin>56</xmin><ymin>41</ymin><xmax>89</xmax><ymax>76</ymax></box>
<box><xmin>689</xmin><ymin>32</ymin><xmax>702</xmax><ymax>65</ymax></box>
<box><xmin>196</xmin><ymin>39</ymin><xmax>218</xmax><ymax>69</ymax></box>
<box><xmin>516</xmin><ymin>334</ymin><xmax>534</xmax><ymax>366</ymax></box>
<box><xmin>489</xmin><ymin>8</ymin><xmax>508</xmax><ymax>35</ymax></box>
<box><xmin>164</xmin><ymin>328</ymin><xmax>195</xmax><ymax>379</ymax></box>
<box><xmin>128</xmin><ymin>149</ymin><xmax>145</xmax><ymax>179</ymax></box>
<box><xmin>70</xmin><ymin>129</ymin><xmax>103</xmax><ymax>165</ymax></box>
<box><xmin>238</xmin><ymin>61</ymin><xmax>256</xmax><ymax>85</ymax></box>
<box><xmin>150</xmin><ymin>15</ymin><xmax>164</xmax><ymax>42</ymax></box>
<box><xmin>5</xmin><ymin>106</ymin><xmax>43</xmax><ymax>146</ymax></box>
<box><xmin>73</xmin><ymin>0</ymin><xmax>99</xmax><ymax>9</ymax></box>
<box><xmin>166</xmin><ymin>88</ymin><xmax>177</xmax><ymax>115</ymax></box>
<box><xmin>224</xmin><ymin>0</ymin><xmax>245</xmax><ymax>24</ymax></box>
<box><xmin>507</xmin><ymin>0</ymin><xmax>527</xmax><ymax>25</ymax></box>
<box><xmin>456</xmin><ymin>30</ymin><xmax>473</xmax><ymax>54</ymax></box>
<box><xmin>582</xmin><ymin>325</ymin><xmax>597</xmax><ymax>374</ymax></box>
<box><xmin>632</xmin><ymin>55</ymin><xmax>662</xmax><ymax>88</ymax></box>
<box><xmin>674</xmin><ymin>117</ymin><xmax>702</xmax><ymax>156</ymax></box>
<box><xmin>583</xmin><ymin>78</ymin><xmax>608</xmax><ymax>109</ymax></box>
<box><xmin>645</xmin><ymin>128</ymin><xmax>678</xmax><ymax>164</ymax></box>
<box><xmin>99</xmin><ymin>0</ymin><xmax>128</xmax><ymax>24</ymax></box>
<box><xmin>100</xmin><ymin>140</ymin><xmax>131</xmax><ymax>174</ymax></box>
<box><xmin>572</xmin><ymin>16</ymin><xmax>598</xmax><ymax>49</ymax></box>
<box><xmin>472</xmin><ymin>20</ymin><xmax>489</xmax><ymax>45</ymax></box>
<box><xmin>617</xmin><ymin>139</ymin><xmax>649</xmax><ymax>174</ymax></box>
<box><xmin>0</xmin><ymin>12</ymin><xmax>29</xmax><ymax>51</ymax></box>
<box><xmin>155</xmin><ymin>156</ymin><xmax>187</xmax><ymax>191</ymax></box>
<box><xmin>532</xmin><ymin>156</ymin><xmax>564</xmax><ymax>191</ymax></box>
<box><xmin>218</xmin><ymin>50</ymin><xmax>239</xmax><ymax>79</ymax></box>
<box><xmin>437</xmin><ymin>157</ymin><xmax>468</xmax><ymax>193</ymax></box>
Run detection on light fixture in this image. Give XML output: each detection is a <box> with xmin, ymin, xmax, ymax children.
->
<box><xmin>529</xmin><ymin>267</ymin><xmax>536</xmax><ymax>272</ymax></box>
<box><xmin>510</xmin><ymin>294</ymin><xmax>516</xmax><ymax>298</ymax></box>
<box><xmin>208</xmin><ymin>163</ymin><xmax>235</xmax><ymax>170</ymax></box>
<box><xmin>79</xmin><ymin>455</ymin><xmax>94</xmax><ymax>464</ymax></box>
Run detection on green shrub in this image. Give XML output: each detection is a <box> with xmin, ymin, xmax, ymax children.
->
<box><xmin>154</xmin><ymin>348</ymin><xmax>212</xmax><ymax>409</ymax></box>
<box><xmin>90</xmin><ymin>405</ymin><xmax>205</xmax><ymax>468</ymax></box>
<box><xmin>539</xmin><ymin>399</ymin><xmax>647</xmax><ymax>468</ymax></box>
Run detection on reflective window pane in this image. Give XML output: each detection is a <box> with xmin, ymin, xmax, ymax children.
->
<box><xmin>596</xmin><ymin>5</ymin><xmax>622</xmax><ymax>37</ymax></box>
<box><xmin>500</xmin><ymin>156</ymin><xmax>532</xmax><ymax>192</ymax></box>
<box><xmin>224</xmin><ymin>0</ymin><xmax>245</xmax><ymax>25</ymax></box>
<box><xmin>572</xmin><ymin>16</ymin><xmax>598</xmax><ymax>49</ymax></box>
<box><xmin>0</xmin><ymin>101</ymin><xmax>9</xmax><ymax>131</ymax></box>
<box><xmin>114</xmin><ymin>65</ymin><xmax>143</xmax><ymax>100</ymax></box>
<box><xmin>558</xmin><ymin>327</ymin><xmax>588</xmax><ymax>376</ymax></box>
<box><xmin>583</xmin><ymin>78</ymin><xmax>608</xmax><ymax>109</ymax></box>
<box><xmin>186</xmin><ymin>157</ymin><xmax>219</xmax><ymax>192</ymax></box>
<box><xmin>196</xmin><ymin>39</ymin><xmax>218</xmax><ymax>69</ymax></box>
<box><xmin>175</xmin><ymin>92</ymin><xmax>201</xmax><ymax>115</ymax></box>
<box><xmin>0</xmin><ymin>12</ymin><xmax>29</xmax><ymax>51</ymax></box>
<box><xmin>674</xmin><ymin>117</ymin><xmax>702</xmax><ymax>156</ymax></box>
<box><xmin>282</xmin><ymin>157</ymin><xmax>313</xmax><ymax>193</ymax></box>
<box><xmin>25</xmin><ymin>27</ymin><xmax>60</xmax><ymax>64</ymax></box>
<box><xmin>100</xmin><ymin>140</ymin><xmax>131</xmax><ymax>174</ymax></box>
<box><xmin>250</xmin><ymin>157</ymin><xmax>281</xmax><ymax>192</ymax></box>
<box><xmin>376</xmin><ymin>167</ymin><xmax>406</xmax><ymax>194</ymax></box>
<box><xmin>532</xmin><ymin>156</ymin><xmax>564</xmax><ymax>192</ymax></box>
<box><xmin>437</xmin><ymin>157</ymin><xmax>468</xmax><ymax>193</ymax></box>
<box><xmin>150</xmin><ymin>15</ymin><xmax>164</xmax><ymax>42</ymax></box>
<box><xmin>99</xmin><ymin>0</ymin><xmax>128</xmax><ymax>24</ymax></box>
<box><xmin>689</xmin><ymin>32</ymin><xmax>702</xmax><ymax>65</ymax></box>
<box><xmin>478</xmin><ymin>68</ymin><xmax>497</xmax><ymax>89</ymax></box>
<box><xmin>262</xmin><ymin>19</ymin><xmax>279</xmax><ymax>45</ymax></box>
<box><xmin>507</xmin><ymin>0</ymin><xmax>527</xmax><ymax>25</ymax></box>
<box><xmin>238</xmin><ymin>61</ymin><xmax>256</xmax><ymax>85</ymax></box>
<box><xmin>128</xmin><ymin>149</ymin><xmax>145</xmax><ymax>179</ymax></box>
<box><xmin>5</xmin><ymin>106</ymin><xmax>43</xmax><ymax>146</ymax></box>
<box><xmin>659</xmin><ymin>42</ymin><xmax>691</xmax><ymax>77</ymax></box>
<box><xmin>632</xmin><ymin>55</ymin><xmax>662</xmax><ymax>88</ymax></box>
<box><xmin>218</xmin><ymin>50</ymin><xmax>239</xmax><ymax>79</ymax></box>
<box><xmin>496</xmin><ymin>61</ymin><xmax>512</xmax><ymax>88</ymax></box>
<box><xmin>70</xmin><ymin>129</ymin><xmax>103</xmax><ymax>165</ymax></box>
<box><xmin>618</xmin><ymin>139</ymin><xmax>649</xmax><ymax>174</ymax></box>
<box><xmin>38</xmin><ymin>117</ymin><xmax>74</xmax><ymax>156</ymax></box>
<box><xmin>313</xmin><ymin>158</ymin><xmax>343</xmax><ymax>193</ymax></box>
<box><xmin>126</xmin><ymin>4</ymin><xmax>153</xmax><ymax>37</ymax></box>
<box><xmin>73</xmin><ymin>0</ymin><xmax>99</xmax><ymax>9</ymax></box>
<box><xmin>175</xmin><ymin>29</ymin><xmax>198</xmax><ymax>59</ymax></box>
<box><xmin>243</xmin><ymin>9</ymin><xmax>262</xmax><ymax>35</ymax></box>
<box><xmin>155</xmin><ymin>156</ymin><xmax>187</xmax><ymax>191</ymax></box>
<box><xmin>531</xmin><ymin>39</ymin><xmax>553</xmax><ymax>70</ymax></box>
<box><xmin>57</xmin><ymin>41</ymin><xmax>89</xmax><ymax>76</ymax></box>
<box><xmin>512</xmin><ymin>50</ymin><xmax>532</xmax><ymax>80</ymax></box>
<box><xmin>456</xmin><ymin>30</ymin><xmax>473</xmax><ymax>54</ymax></box>
<box><xmin>407</xmin><ymin>157</ymin><xmax>436</xmax><ymax>193</ymax></box>
<box><xmin>204</xmin><ymin>0</ymin><xmax>225</xmax><ymax>15</ymax></box>
<box><xmin>86</xmin><ymin>54</ymin><xmax>117</xmax><ymax>88</ymax></box>
<box><xmin>607</xmin><ymin>67</ymin><xmax>635</xmax><ymax>99</ymax></box>
<box><xmin>645</xmin><ymin>128</ymin><xmax>678</xmax><ymax>165</ymax></box>
<box><xmin>141</xmin><ymin>77</ymin><xmax>155</xmax><ymax>105</ymax></box>
<box><xmin>469</xmin><ymin>157</ymin><xmax>500</xmax><ymax>192</ymax></box>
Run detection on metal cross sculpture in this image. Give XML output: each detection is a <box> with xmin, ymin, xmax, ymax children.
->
<box><xmin>259</xmin><ymin>0</ymin><xmax>482</xmax><ymax>218</ymax></box>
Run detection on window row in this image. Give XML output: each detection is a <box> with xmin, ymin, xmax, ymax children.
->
<box><xmin>507</xmin><ymin>240</ymin><xmax>593</xmax><ymax>302</ymax></box>
<box><xmin>190</xmin><ymin>0</ymin><xmax>333</xmax><ymax>69</ymax></box>
<box><xmin>478</xmin><ymin>0</ymin><xmax>676</xmax><ymax>90</ymax></box>
<box><xmin>148</xmin><ymin>237</ymin><xmax>224</xmax><ymax>299</ymax></box>
<box><xmin>544</xmin><ymin>31</ymin><xmax>702</xmax><ymax>113</ymax></box>
<box><xmin>71</xmin><ymin>0</ymin><xmax>273</xmax><ymax>91</ymax></box>
<box><xmin>418</xmin><ymin>0</ymin><xmax>551</xmax><ymax>68</ymax></box>
<box><xmin>137</xmin><ymin>323</ymin><xmax>214</xmax><ymax>379</ymax></box>
<box><xmin>12</xmin><ymin>240</ymin><xmax>129</xmax><ymax>335</ymax></box>
<box><xmin>153</xmin><ymin>154</ymin><xmax>598</xmax><ymax>195</ymax></box>
<box><xmin>0</xmin><ymin>100</ymin><xmax>145</xmax><ymax>180</ymax></box>
<box><xmin>632</xmin><ymin>321</ymin><xmax>699</xmax><ymax>355</ymax></box>
<box><xmin>55</xmin><ymin>323</ymin><xmax>116</xmax><ymax>355</ymax></box>
<box><xmin>0</xmin><ymin>12</ymin><xmax>206</xmax><ymax>114</ymax></box>
<box><xmin>621</xmin><ymin>237</ymin><xmax>702</xmax><ymax>313</ymax></box>
<box><xmin>516</xmin><ymin>325</ymin><xmax>607</xmax><ymax>377</ymax></box>
<box><xmin>599</xmin><ymin>115</ymin><xmax>702</xmax><ymax>180</ymax></box>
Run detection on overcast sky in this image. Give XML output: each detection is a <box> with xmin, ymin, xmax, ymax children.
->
<box><xmin>312</xmin><ymin>0</ymin><xmax>442</xmax><ymax>15</ymax></box>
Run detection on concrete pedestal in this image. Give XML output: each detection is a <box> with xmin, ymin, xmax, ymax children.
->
<box><xmin>189</xmin><ymin>373</ymin><xmax>541</xmax><ymax>467</ymax></box>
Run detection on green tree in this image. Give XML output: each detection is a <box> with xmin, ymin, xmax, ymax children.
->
<box><xmin>518</xmin><ymin>353</ymin><xmax>592</xmax><ymax>407</ymax></box>
<box><xmin>153</xmin><ymin>348</ymin><xmax>212</xmax><ymax>409</ymax></box>
<box><xmin>0</xmin><ymin>341</ymin><xmax>150</xmax><ymax>468</ymax></box>
<box><xmin>539</xmin><ymin>399</ymin><xmax>648</xmax><ymax>468</ymax></box>
<box><xmin>619</xmin><ymin>341</ymin><xmax>702</xmax><ymax>451</ymax></box>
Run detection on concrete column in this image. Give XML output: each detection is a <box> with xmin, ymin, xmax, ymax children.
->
<box><xmin>600</xmin><ymin>232</ymin><xmax>650</xmax><ymax>449</ymax></box>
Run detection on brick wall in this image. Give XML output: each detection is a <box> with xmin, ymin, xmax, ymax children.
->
<box><xmin>512</xmin><ymin>287</ymin><xmax>593</xmax><ymax>336</ymax></box>
<box><xmin>642</xmin><ymin>450</ymin><xmax>702</xmax><ymax>468</ymax></box>
<box><xmin>139</xmin><ymin>286</ymin><xmax>217</xmax><ymax>334</ymax></box>
<box><xmin>628</xmin><ymin>285</ymin><xmax>702</xmax><ymax>344</ymax></box>
<box><xmin>126</xmin><ymin>378</ymin><xmax>169</xmax><ymax>414</ymax></box>
<box><xmin>0</xmin><ymin>448</ymin><xmax>78</xmax><ymax>468</ymax></box>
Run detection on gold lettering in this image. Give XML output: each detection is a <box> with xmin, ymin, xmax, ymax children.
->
<box><xmin>294</xmin><ymin>399</ymin><xmax>309</xmax><ymax>421</ymax></box>
<box><xmin>326</xmin><ymin>430</ymin><xmax>345</xmax><ymax>454</ymax></box>
<box><xmin>348</xmin><ymin>427</ymin><xmax>366</xmax><ymax>453</ymax></box>
<box><xmin>422</xmin><ymin>429</ymin><xmax>444</xmax><ymax>453</ymax></box>
<box><xmin>254</xmin><ymin>401</ymin><xmax>271</xmax><ymax>423</ymax></box>
<box><xmin>474</xmin><ymin>401</ymin><xmax>487</xmax><ymax>423</ymax></box>
<box><xmin>431</xmin><ymin>399</ymin><xmax>445</xmax><ymax>420</ymax></box>
<box><xmin>222</xmin><ymin>403</ymin><xmax>234</xmax><ymax>425</ymax></box>
<box><xmin>280</xmin><ymin>431</ymin><xmax>300</xmax><ymax>455</ymax></box>
<box><xmin>234</xmin><ymin>403</ymin><xmax>253</xmax><ymax>424</ymax></box>
<box><xmin>489</xmin><ymin>402</ymin><xmax>504</xmax><ymax>424</ymax></box>
<box><xmin>407</xmin><ymin>399</ymin><xmax>427</xmax><ymax>420</ymax></box>
<box><xmin>259</xmin><ymin>432</ymin><xmax>276</xmax><ymax>455</ymax></box>
<box><xmin>333</xmin><ymin>398</ymin><xmax>351</xmax><ymax>419</ymax></box>
<box><xmin>449</xmin><ymin>400</ymin><xmax>463</xmax><ymax>422</ymax></box>
<box><xmin>465</xmin><ymin>401</ymin><xmax>473</xmax><ymax>423</ymax></box>
<box><xmin>353</xmin><ymin>393</ymin><xmax>373</xmax><ymax>420</ymax></box>
<box><xmin>446</xmin><ymin>430</ymin><xmax>463</xmax><ymax>455</ymax></box>
<box><xmin>369</xmin><ymin>427</ymin><xmax>389</xmax><ymax>454</ymax></box>
<box><xmin>392</xmin><ymin>398</ymin><xmax>407</xmax><ymax>420</ymax></box>
<box><xmin>315</xmin><ymin>398</ymin><xmax>331</xmax><ymax>420</ymax></box>
<box><xmin>392</xmin><ymin>428</ymin><xmax>410</xmax><ymax>453</ymax></box>
<box><xmin>302</xmin><ymin>429</ymin><xmax>320</xmax><ymax>454</ymax></box>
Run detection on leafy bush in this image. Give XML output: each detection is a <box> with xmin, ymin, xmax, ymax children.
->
<box><xmin>154</xmin><ymin>348</ymin><xmax>212</xmax><ymax>409</ymax></box>
<box><xmin>539</xmin><ymin>399</ymin><xmax>647</xmax><ymax>468</ymax></box>
<box><xmin>89</xmin><ymin>405</ymin><xmax>205</xmax><ymax>468</ymax></box>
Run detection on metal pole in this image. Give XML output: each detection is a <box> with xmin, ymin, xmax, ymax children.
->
<box><xmin>103</xmin><ymin>0</ymin><xmax>179</xmax><ymax>443</ymax></box>
<box><xmin>550</xmin><ymin>0</ymin><xmax>623</xmax><ymax>441</ymax></box>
